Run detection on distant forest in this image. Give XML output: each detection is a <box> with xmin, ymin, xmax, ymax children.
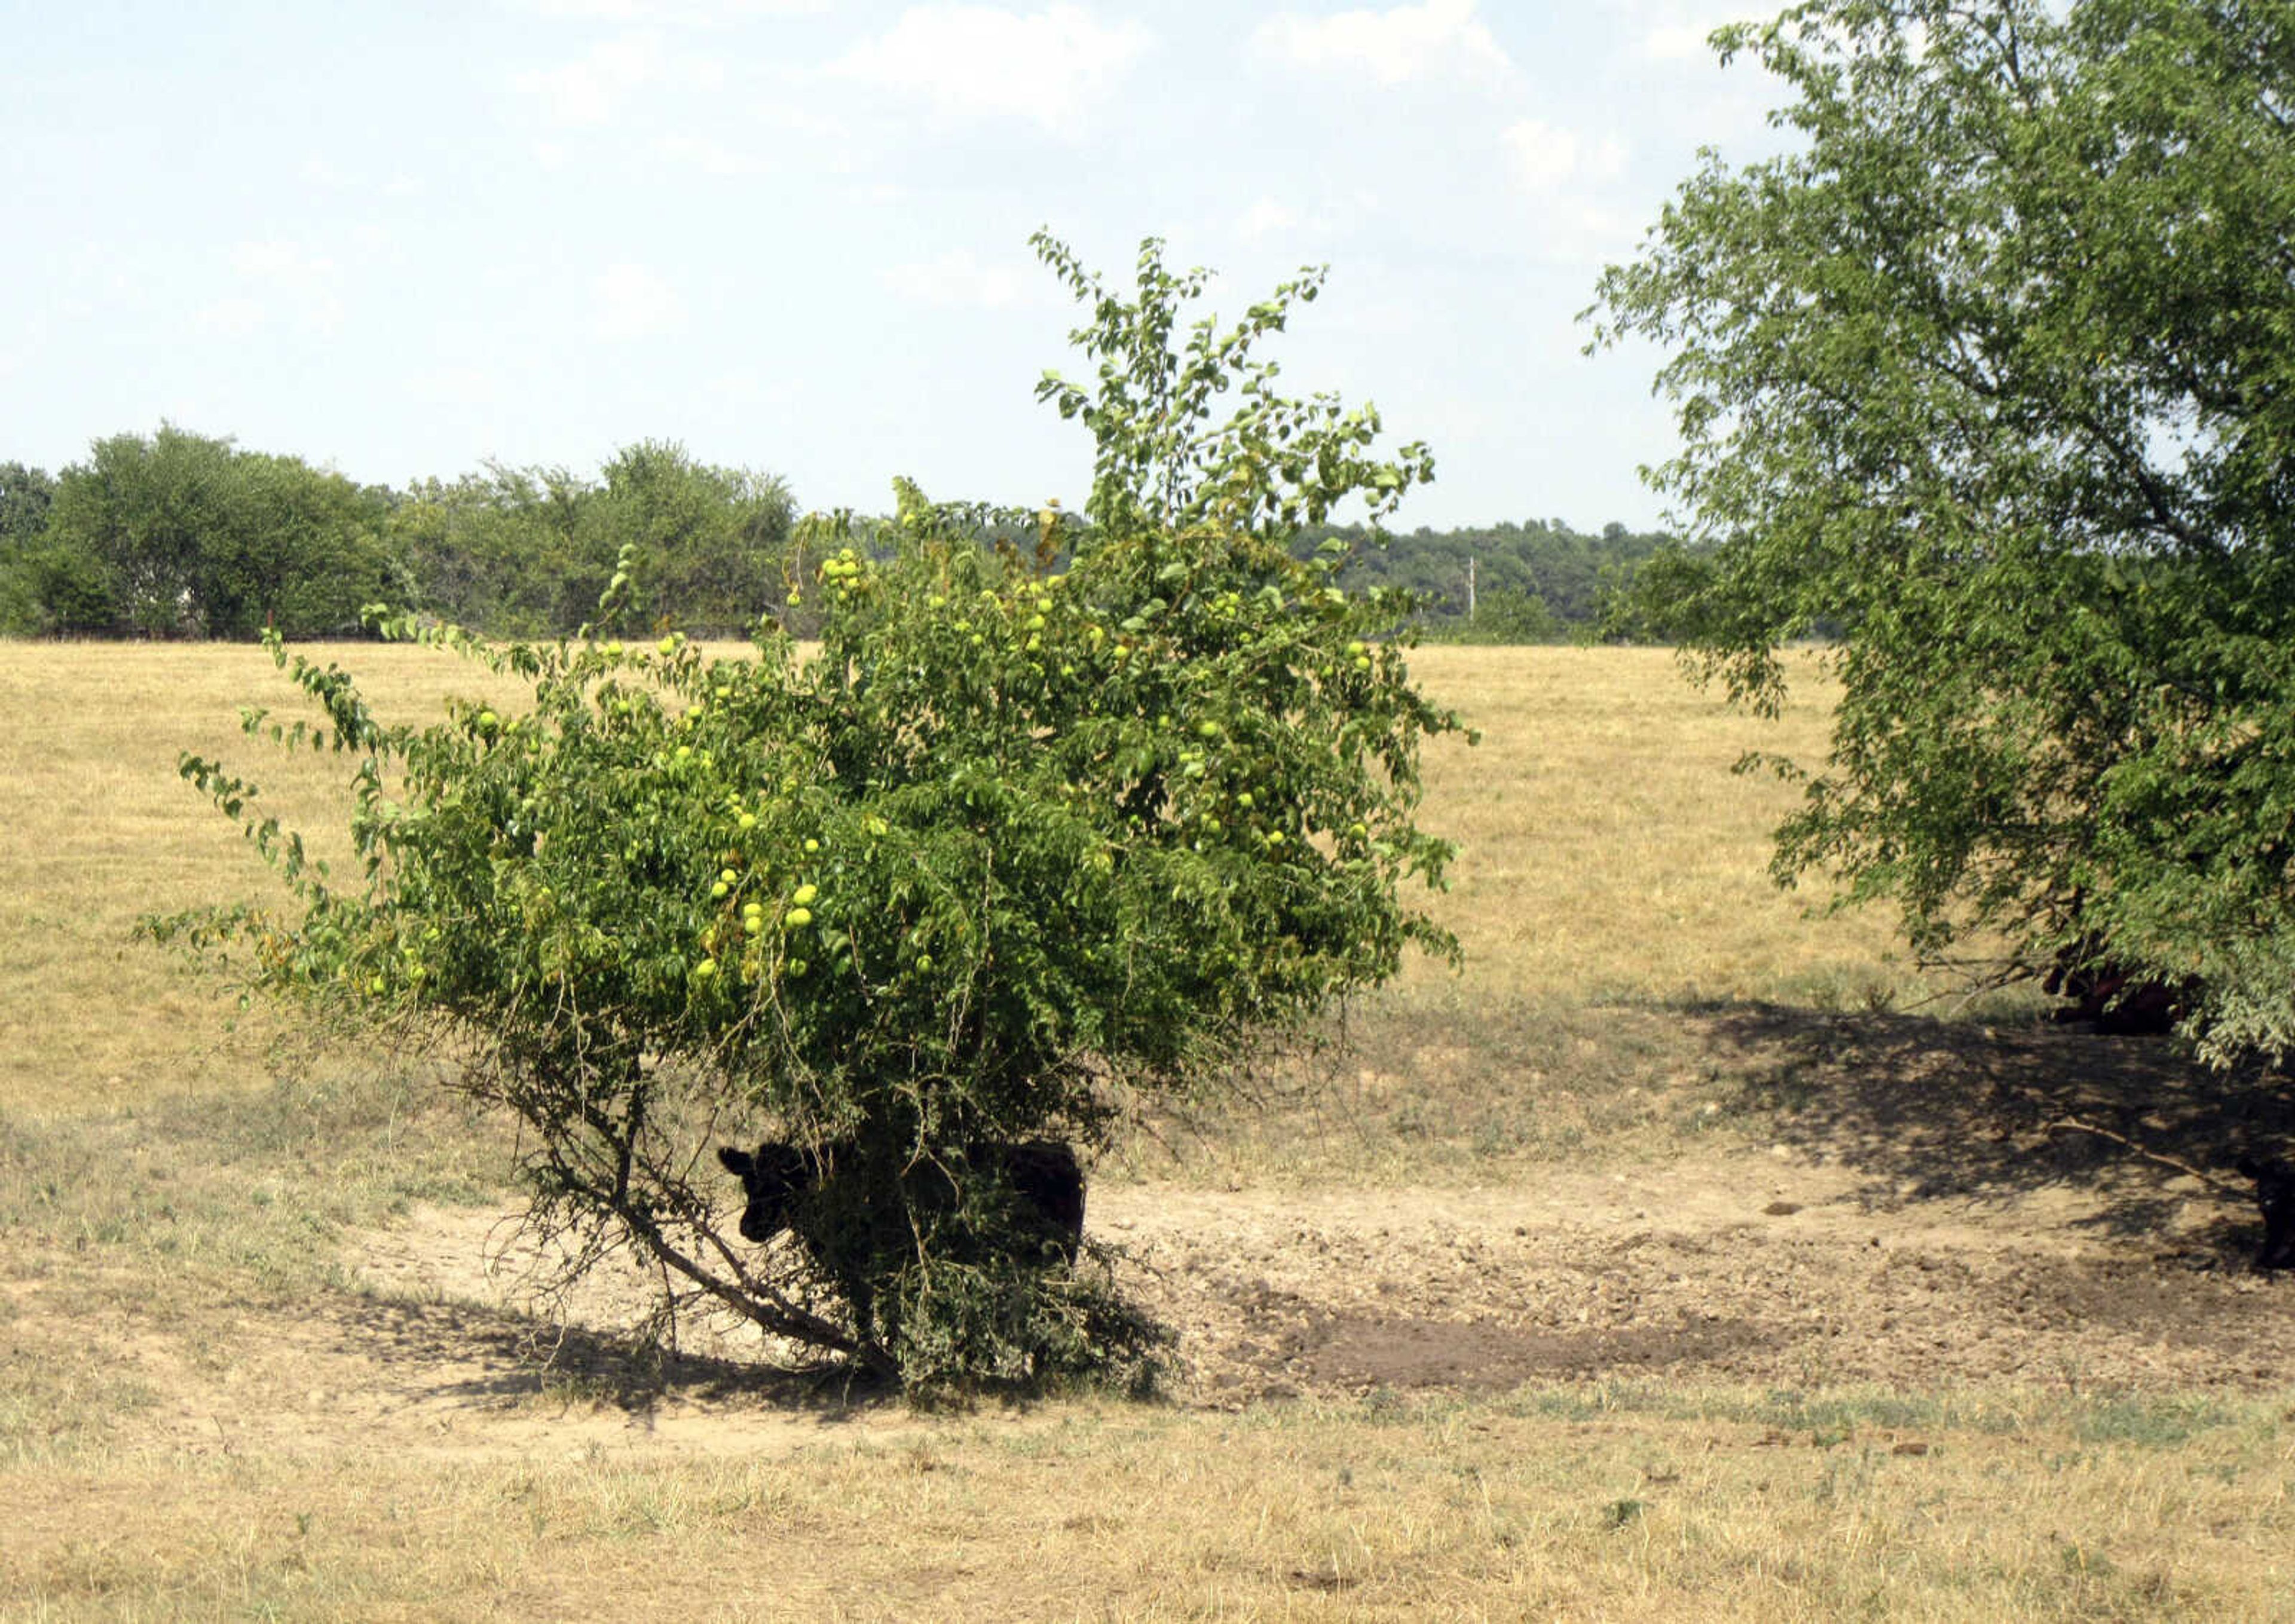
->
<box><xmin>1296</xmin><ymin>519</ymin><xmax>1675</xmax><ymax>644</ymax></box>
<box><xmin>0</xmin><ymin>429</ymin><xmax>1675</xmax><ymax>644</ymax></box>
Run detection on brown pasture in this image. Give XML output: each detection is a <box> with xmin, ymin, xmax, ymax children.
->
<box><xmin>1</xmin><ymin>639</ymin><xmax>2290</xmax><ymax>1621</ymax></box>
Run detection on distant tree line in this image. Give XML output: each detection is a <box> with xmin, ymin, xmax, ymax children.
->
<box><xmin>0</xmin><ymin>428</ymin><xmax>797</xmax><ymax>640</ymax></box>
<box><xmin>0</xmin><ymin>426</ymin><xmax>1672</xmax><ymax>641</ymax></box>
<box><xmin>1296</xmin><ymin>518</ymin><xmax>1679</xmax><ymax>643</ymax></box>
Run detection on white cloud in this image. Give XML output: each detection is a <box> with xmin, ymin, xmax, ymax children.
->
<box><xmin>1240</xmin><ymin>198</ymin><xmax>1301</xmax><ymax>238</ymax></box>
<box><xmin>1234</xmin><ymin>189</ymin><xmax>1388</xmax><ymax>244</ymax></box>
<box><xmin>590</xmin><ymin>262</ymin><xmax>684</xmax><ymax>339</ymax></box>
<box><xmin>408</xmin><ymin>366</ymin><xmax>506</xmax><ymax>406</ymax></box>
<box><xmin>1642</xmin><ymin>21</ymin><xmax>1712</xmax><ymax>58</ymax></box>
<box><xmin>653</xmin><ymin>131</ymin><xmax>768</xmax><ymax>175</ymax></box>
<box><xmin>228</xmin><ymin>239</ymin><xmax>346</xmax><ymax>332</ymax></box>
<box><xmin>1503</xmin><ymin>119</ymin><xmax>1624</xmax><ymax>193</ymax></box>
<box><xmin>512</xmin><ymin>32</ymin><xmax>666</xmax><ymax>124</ymax></box>
<box><xmin>298</xmin><ymin>157</ymin><xmax>434</xmax><ymax>204</ymax></box>
<box><xmin>1516</xmin><ymin>195</ymin><xmax>1642</xmax><ymax>267</ymax></box>
<box><xmin>880</xmin><ymin>247</ymin><xmax>1044</xmax><ymax>310</ymax></box>
<box><xmin>232</xmin><ymin>240</ymin><xmax>334</xmax><ymax>281</ymax></box>
<box><xmin>520</xmin><ymin>0</ymin><xmax>828</xmax><ymax>20</ymax></box>
<box><xmin>1633</xmin><ymin>2</ymin><xmax>1755</xmax><ymax>60</ymax></box>
<box><xmin>195</xmin><ymin>297</ymin><xmax>269</xmax><ymax>338</ymax></box>
<box><xmin>828</xmin><ymin>5</ymin><xmax>1152</xmax><ymax>135</ymax></box>
<box><xmin>1252</xmin><ymin>0</ymin><xmax>1512</xmax><ymax>86</ymax></box>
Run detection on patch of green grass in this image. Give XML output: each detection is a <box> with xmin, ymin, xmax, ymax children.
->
<box><xmin>2071</xmin><ymin>1395</ymin><xmax>2241</xmax><ymax>1448</ymax></box>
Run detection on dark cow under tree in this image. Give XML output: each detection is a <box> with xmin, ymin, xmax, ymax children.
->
<box><xmin>718</xmin><ymin>1137</ymin><xmax>1086</xmax><ymax>1262</ymax></box>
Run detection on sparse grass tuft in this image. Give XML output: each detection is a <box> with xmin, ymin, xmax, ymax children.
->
<box><xmin>0</xmin><ymin>1059</ymin><xmax>512</xmax><ymax>1463</ymax></box>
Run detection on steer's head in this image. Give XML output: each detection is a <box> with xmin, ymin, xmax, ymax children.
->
<box><xmin>717</xmin><ymin>1142</ymin><xmax>816</xmax><ymax>1243</ymax></box>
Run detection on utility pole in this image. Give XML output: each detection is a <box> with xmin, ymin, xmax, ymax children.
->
<box><xmin>1467</xmin><ymin>556</ymin><xmax>1477</xmax><ymax>622</ymax></box>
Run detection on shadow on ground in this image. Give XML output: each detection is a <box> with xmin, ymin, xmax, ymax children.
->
<box><xmin>1689</xmin><ymin>1001</ymin><xmax>2295</xmax><ymax>1256</ymax></box>
<box><xmin>311</xmin><ymin>1288</ymin><xmax>891</xmax><ymax>1417</ymax></box>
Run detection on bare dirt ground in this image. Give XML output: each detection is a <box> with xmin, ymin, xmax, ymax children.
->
<box><xmin>1125</xmin><ymin>1003</ymin><xmax>2294</xmax><ymax>1406</ymax></box>
<box><xmin>331</xmin><ymin>1137</ymin><xmax>2287</xmax><ymax>1441</ymax></box>
<box><xmin>27</xmin><ymin>1007</ymin><xmax>2295</xmax><ymax>1466</ymax></box>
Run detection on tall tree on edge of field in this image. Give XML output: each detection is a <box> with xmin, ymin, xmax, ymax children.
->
<box><xmin>1590</xmin><ymin>0</ymin><xmax>2295</xmax><ymax>1062</ymax></box>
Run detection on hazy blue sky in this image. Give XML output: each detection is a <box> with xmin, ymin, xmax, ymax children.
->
<box><xmin>5</xmin><ymin>1</ymin><xmax>1786</xmax><ymax>530</ymax></box>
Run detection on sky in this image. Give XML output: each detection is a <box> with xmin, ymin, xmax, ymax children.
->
<box><xmin>4</xmin><ymin>0</ymin><xmax>1790</xmax><ymax>533</ymax></box>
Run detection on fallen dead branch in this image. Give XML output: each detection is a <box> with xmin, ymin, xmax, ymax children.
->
<box><xmin>2042</xmin><ymin>1115</ymin><xmax>2244</xmax><ymax>1198</ymax></box>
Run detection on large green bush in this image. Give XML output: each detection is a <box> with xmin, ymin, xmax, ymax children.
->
<box><xmin>160</xmin><ymin>234</ymin><xmax>1468</xmax><ymax>1387</ymax></box>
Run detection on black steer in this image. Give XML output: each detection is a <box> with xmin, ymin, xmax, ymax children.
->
<box><xmin>2236</xmin><ymin>1155</ymin><xmax>2295</xmax><ymax>1271</ymax></box>
<box><xmin>717</xmin><ymin>1137</ymin><xmax>1086</xmax><ymax>1262</ymax></box>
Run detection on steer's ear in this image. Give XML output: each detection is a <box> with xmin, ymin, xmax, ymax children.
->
<box><xmin>717</xmin><ymin>1145</ymin><xmax>754</xmax><ymax>1178</ymax></box>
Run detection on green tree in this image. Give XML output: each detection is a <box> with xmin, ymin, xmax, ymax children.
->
<box><xmin>45</xmin><ymin>427</ymin><xmax>391</xmax><ymax>638</ymax></box>
<box><xmin>0</xmin><ymin>461</ymin><xmax>53</xmax><ymax>551</ymax></box>
<box><xmin>391</xmin><ymin>463</ymin><xmax>598</xmax><ymax>637</ymax></box>
<box><xmin>0</xmin><ymin>461</ymin><xmax>79</xmax><ymax>635</ymax></box>
<box><xmin>592</xmin><ymin>442</ymin><xmax>797</xmax><ymax>634</ymax></box>
<box><xmin>1298</xmin><ymin>518</ymin><xmax>1678</xmax><ymax>638</ymax></box>
<box><xmin>1429</xmin><ymin>587</ymin><xmax>1563</xmax><ymax>646</ymax></box>
<box><xmin>1590</xmin><ymin>0</ymin><xmax>2295</xmax><ymax>1059</ymax></box>
<box><xmin>159</xmin><ymin>234</ymin><xmax>1468</xmax><ymax>1387</ymax></box>
<box><xmin>1</xmin><ymin>540</ymin><xmax>118</xmax><ymax>636</ymax></box>
<box><xmin>393</xmin><ymin>446</ymin><xmax>797</xmax><ymax>637</ymax></box>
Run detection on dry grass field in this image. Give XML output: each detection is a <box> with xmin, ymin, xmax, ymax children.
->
<box><xmin>2</xmin><ymin>638</ymin><xmax>2292</xmax><ymax>1620</ymax></box>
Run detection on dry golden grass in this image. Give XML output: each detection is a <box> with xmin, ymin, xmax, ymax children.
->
<box><xmin>4</xmin><ymin>638</ymin><xmax>2291</xmax><ymax>1622</ymax></box>
<box><xmin>1403</xmin><ymin>644</ymin><xmax>1902</xmax><ymax>1007</ymax></box>
<box><xmin>0</xmin><ymin>641</ymin><xmax>521</xmax><ymax>1114</ymax></box>
<box><xmin>0</xmin><ymin>639</ymin><xmax>1883</xmax><ymax>1117</ymax></box>
<box><xmin>6</xmin><ymin>1388</ymin><xmax>2290</xmax><ymax>1620</ymax></box>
